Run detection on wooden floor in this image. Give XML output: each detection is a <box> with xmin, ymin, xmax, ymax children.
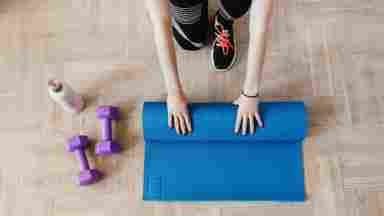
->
<box><xmin>1</xmin><ymin>0</ymin><xmax>384</xmax><ymax>215</ymax></box>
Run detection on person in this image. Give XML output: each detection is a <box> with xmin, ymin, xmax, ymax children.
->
<box><xmin>145</xmin><ymin>0</ymin><xmax>273</xmax><ymax>135</ymax></box>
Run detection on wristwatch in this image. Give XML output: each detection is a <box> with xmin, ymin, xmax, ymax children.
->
<box><xmin>241</xmin><ymin>90</ymin><xmax>259</xmax><ymax>98</ymax></box>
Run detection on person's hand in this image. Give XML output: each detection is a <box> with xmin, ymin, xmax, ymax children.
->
<box><xmin>233</xmin><ymin>94</ymin><xmax>263</xmax><ymax>135</ymax></box>
<box><xmin>167</xmin><ymin>93</ymin><xmax>192</xmax><ymax>135</ymax></box>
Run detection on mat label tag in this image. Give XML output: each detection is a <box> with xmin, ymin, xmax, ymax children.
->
<box><xmin>147</xmin><ymin>176</ymin><xmax>162</xmax><ymax>199</ymax></box>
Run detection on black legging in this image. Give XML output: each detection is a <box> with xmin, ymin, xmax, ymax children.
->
<box><xmin>170</xmin><ymin>0</ymin><xmax>252</xmax><ymax>20</ymax></box>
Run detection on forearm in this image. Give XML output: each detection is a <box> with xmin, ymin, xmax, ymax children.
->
<box><xmin>145</xmin><ymin>0</ymin><xmax>184</xmax><ymax>96</ymax></box>
<box><xmin>243</xmin><ymin>0</ymin><xmax>273</xmax><ymax>96</ymax></box>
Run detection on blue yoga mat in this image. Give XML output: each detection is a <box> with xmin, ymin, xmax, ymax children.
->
<box><xmin>142</xmin><ymin>101</ymin><xmax>307</xmax><ymax>201</ymax></box>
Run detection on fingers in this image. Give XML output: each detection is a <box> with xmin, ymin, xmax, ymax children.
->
<box><xmin>166</xmin><ymin>96</ymin><xmax>191</xmax><ymax>135</ymax></box>
<box><xmin>241</xmin><ymin>115</ymin><xmax>248</xmax><ymax>135</ymax></box>
<box><xmin>173</xmin><ymin>113</ymin><xmax>181</xmax><ymax>134</ymax></box>
<box><xmin>169</xmin><ymin>112</ymin><xmax>192</xmax><ymax>135</ymax></box>
<box><xmin>235</xmin><ymin>112</ymin><xmax>262</xmax><ymax>135</ymax></box>
<box><xmin>168</xmin><ymin>112</ymin><xmax>173</xmax><ymax>128</ymax></box>
<box><xmin>255</xmin><ymin>113</ymin><xmax>263</xmax><ymax>127</ymax></box>
<box><xmin>234</xmin><ymin>112</ymin><xmax>242</xmax><ymax>133</ymax></box>
<box><xmin>171</xmin><ymin>109</ymin><xmax>261</xmax><ymax>135</ymax></box>
<box><xmin>183</xmin><ymin>113</ymin><xmax>192</xmax><ymax>133</ymax></box>
<box><xmin>177</xmin><ymin>114</ymin><xmax>187</xmax><ymax>135</ymax></box>
<box><xmin>248</xmin><ymin>114</ymin><xmax>255</xmax><ymax>134</ymax></box>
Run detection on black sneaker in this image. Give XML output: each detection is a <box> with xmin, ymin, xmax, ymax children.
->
<box><xmin>211</xmin><ymin>12</ymin><xmax>237</xmax><ymax>71</ymax></box>
<box><xmin>170</xmin><ymin>1</ymin><xmax>208</xmax><ymax>51</ymax></box>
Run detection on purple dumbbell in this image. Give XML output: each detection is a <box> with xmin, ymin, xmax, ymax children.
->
<box><xmin>95</xmin><ymin>106</ymin><xmax>121</xmax><ymax>155</ymax></box>
<box><xmin>67</xmin><ymin>135</ymin><xmax>102</xmax><ymax>186</ymax></box>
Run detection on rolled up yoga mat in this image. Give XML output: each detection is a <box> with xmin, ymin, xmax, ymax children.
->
<box><xmin>142</xmin><ymin>101</ymin><xmax>307</xmax><ymax>201</ymax></box>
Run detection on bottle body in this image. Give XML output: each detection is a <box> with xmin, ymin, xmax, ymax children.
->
<box><xmin>48</xmin><ymin>80</ymin><xmax>85</xmax><ymax>114</ymax></box>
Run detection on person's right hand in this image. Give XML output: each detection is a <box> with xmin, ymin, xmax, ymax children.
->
<box><xmin>167</xmin><ymin>93</ymin><xmax>192</xmax><ymax>135</ymax></box>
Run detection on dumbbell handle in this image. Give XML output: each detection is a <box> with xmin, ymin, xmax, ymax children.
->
<box><xmin>101</xmin><ymin>118</ymin><xmax>112</xmax><ymax>141</ymax></box>
<box><xmin>75</xmin><ymin>149</ymin><xmax>90</xmax><ymax>171</ymax></box>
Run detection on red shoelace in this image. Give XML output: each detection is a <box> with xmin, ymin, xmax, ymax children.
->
<box><xmin>215</xmin><ymin>24</ymin><xmax>233</xmax><ymax>56</ymax></box>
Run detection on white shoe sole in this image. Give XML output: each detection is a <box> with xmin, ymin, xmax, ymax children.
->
<box><xmin>172</xmin><ymin>18</ymin><xmax>205</xmax><ymax>49</ymax></box>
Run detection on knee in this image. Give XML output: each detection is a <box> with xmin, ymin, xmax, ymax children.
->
<box><xmin>219</xmin><ymin>0</ymin><xmax>252</xmax><ymax>19</ymax></box>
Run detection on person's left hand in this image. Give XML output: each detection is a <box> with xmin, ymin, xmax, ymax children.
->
<box><xmin>233</xmin><ymin>94</ymin><xmax>263</xmax><ymax>135</ymax></box>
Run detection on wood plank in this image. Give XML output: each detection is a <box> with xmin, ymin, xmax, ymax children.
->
<box><xmin>313</xmin><ymin>156</ymin><xmax>346</xmax><ymax>216</ymax></box>
<box><xmin>221</xmin><ymin>205</ymin><xmax>312</xmax><ymax>216</ymax></box>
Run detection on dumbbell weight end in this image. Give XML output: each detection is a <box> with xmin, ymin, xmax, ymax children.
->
<box><xmin>95</xmin><ymin>140</ymin><xmax>121</xmax><ymax>155</ymax></box>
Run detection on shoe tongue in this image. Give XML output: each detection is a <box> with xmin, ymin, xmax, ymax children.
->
<box><xmin>217</xmin><ymin>12</ymin><xmax>233</xmax><ymax>26</ymax></box>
